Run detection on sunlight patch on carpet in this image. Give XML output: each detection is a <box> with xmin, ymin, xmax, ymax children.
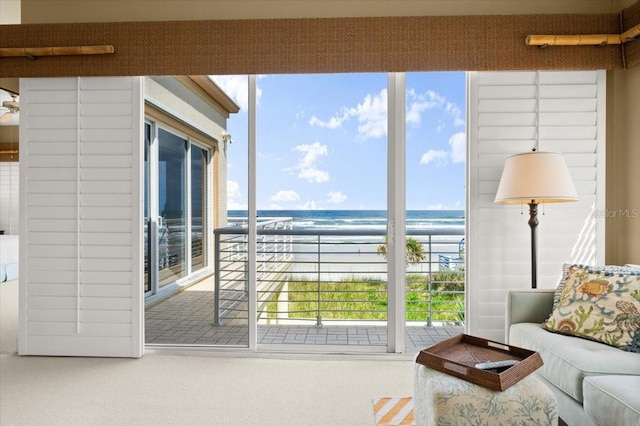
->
<box><xmin>372</xmin><ymin>397</ymin><xmax>415</xmax><ymax>426</ymax></box>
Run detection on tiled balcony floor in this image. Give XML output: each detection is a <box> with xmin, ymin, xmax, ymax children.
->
<box><xmin>145</xmin><ymin>276</ymin><xmax>464</xmax><ymax>351</ymax></box>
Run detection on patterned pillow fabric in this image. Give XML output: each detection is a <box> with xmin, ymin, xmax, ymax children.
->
<box><xmin>551</xmin><ymin>264</ymin><xmax>640</xmax><ymax>312</ymax></box>
<box><xmin>551</xmin><ymin>263</ymin><xmax>578</xmax><ymax>311</ymax></box>
<box><xmin>543</xmin><ymin>265</ymin><xmax>640</xmax><ymax>352</ymax></box>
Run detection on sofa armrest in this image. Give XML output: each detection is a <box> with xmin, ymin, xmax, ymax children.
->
<box><xmin>505</xmin><ymin>289</ymin><xmax>555</xmax><ymax>343</ymax></box>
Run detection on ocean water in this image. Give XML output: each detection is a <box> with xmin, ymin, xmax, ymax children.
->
<box><xmin>228</xmin><ymin>209</ymin><xmax>465</xmax><ymax>231</ymax></box>
<box><xmin>227</xmin><ymin>210</ymin><xmax>465</xmax><ymax>276</ymax></box>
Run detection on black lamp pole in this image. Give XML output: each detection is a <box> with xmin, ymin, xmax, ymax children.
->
<box><xmin>528</xmin><ymin>201</ymin><xmax>539</xmax><ymax>289</ymax></box>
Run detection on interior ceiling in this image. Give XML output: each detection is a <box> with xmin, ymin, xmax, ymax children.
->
<box><xmin>16</xmin><ymin>0</ymin><xmax>630</xmax><ymax>23</ymax></box>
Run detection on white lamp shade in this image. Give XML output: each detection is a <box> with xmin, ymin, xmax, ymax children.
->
<box><xmin>495</xmin><ymin>151</ymin><xmax>578</xmax><ymax>204</ymax></box>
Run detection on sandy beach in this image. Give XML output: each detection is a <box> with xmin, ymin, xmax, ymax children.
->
<box><xmin>286</xmin><ymin>239</ymin><xmax>463</xmax><ymax>281</ymax></box>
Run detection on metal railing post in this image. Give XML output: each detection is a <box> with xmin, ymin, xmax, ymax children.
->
<box><xmin>426</xmin><ymin>235</ymin><xmax>433</xmax><ymax>328</ymax></box>
<box><xmin>214</xmin><ymin>230</ymin><xmax>222</xmax><ymax>326</ymax></box>
<box><xmin>316</xmin><ymin>234</ymin><xmax>322</xmax><ymax>327</ymax></box>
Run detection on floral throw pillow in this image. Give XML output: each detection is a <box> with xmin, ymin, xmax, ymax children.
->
<box><xmin>543</xmin><ymin>266</ymin><xmax>640</xmax><ymax>352</ymax></box>
<box><xmin>551</xmin><ymin>264</ymin><xmax>640</xmax><ymax>312</ymax></box>
<box><xmin>551</xmin><ymin>263</ymin><xmax>578</xmax><ymax>311</ymax></box>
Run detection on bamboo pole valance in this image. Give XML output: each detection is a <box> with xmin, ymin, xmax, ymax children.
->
<box><xmin>0</xmin><ymin>45</ymin><xmax>114</xmax><ymax>58</ymax></box>
<box><xmin>527</xmin><ymin>23</ymin><xmax>640</xmax><ymax>47</ymax></box>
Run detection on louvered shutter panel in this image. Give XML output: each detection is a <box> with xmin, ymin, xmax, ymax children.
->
<box><xmin>467</xmin><ymin>71</ymin><xmax>605</xmax><ymax>342</ymax></box>
<box><xmin>19</xmin><ymin>77</ymin><xmax>143</xmax><ymax>357</ymax></box>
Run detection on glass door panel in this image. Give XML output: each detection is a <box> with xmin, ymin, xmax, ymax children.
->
<box><xmin>144</xmin><ymin>123</ymin><xmax>151</xmax><ymax>293</ymax></box>
<box><xmin>158</xmin><ymin>128</ymin><xmax>187</xmax><ymax>287</ymax></box>
<box><xmin>404</xmin><ymin>72</ymin><xmax>466</xmax><ymax>351</ymax></box>
<box><xmin>191</xmin><ymin>145</ymin><xmax>207</xmax><ymax>271</ymax></box>
<box><xmin>253</xmin><ymin>73</ymin><xmax>388</xmax><ymax>350</ymax></box>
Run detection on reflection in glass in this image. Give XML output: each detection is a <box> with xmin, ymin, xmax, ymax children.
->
<box><xmin>144</xmin><ymin>123</ymin><xmax>151</xmax><ymax>293</ymax></box>
<box><xmin>191</xmin><ymin>145</ymin><xmax>207</xmax><ymax>271</ymax></box>
<box><xmin>158</xmin><ymin>128</ymin><xmax>187</xmax><ymax>287</ymax></box>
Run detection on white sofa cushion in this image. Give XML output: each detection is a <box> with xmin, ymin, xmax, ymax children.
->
<box><xmin>510</xmin><ymin>323</ymin><xmax>640</xmax><ymax>402</ymax></box>
<box><xmin>583</xmin><ymin>375</ymin><xmax>640</xmax><ymax>426</ymax></box>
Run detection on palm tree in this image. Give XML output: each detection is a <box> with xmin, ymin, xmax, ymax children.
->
<box><xmin>377</xmin><ymin>236</ymin><xmax>427</xmax><ymax>265</ymax></box>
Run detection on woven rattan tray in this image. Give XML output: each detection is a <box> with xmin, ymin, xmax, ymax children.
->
<box><xmin>415</xmin><ymin>334</ymin><xmax>543</xmax><ymax>391</ymax></box>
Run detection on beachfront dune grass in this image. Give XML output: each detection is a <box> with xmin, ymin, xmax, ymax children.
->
<box><xmin>265</xmin><ymin>270</ymin><xmax>465</xmax><ymax>324</ymax></box>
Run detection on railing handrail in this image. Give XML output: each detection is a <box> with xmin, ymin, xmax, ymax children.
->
<box><xmin>227</xmin><ymin>217</ymin><xmax>293</xmax><ymax>229</ymax></box>
<box><xmin>215</xmin><ymin>225</ymin><xmax>464</xmax><ymax>237</ymax></box>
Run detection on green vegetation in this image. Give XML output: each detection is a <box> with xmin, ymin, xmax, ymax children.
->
<box><xmin>376</xmin><ymin>236</ymin><xmax>427</xmax><ymax>265</ymax></box>
<box><xmin>265</xmin><ymin>269</ymin><xmax>465</xmax><ymax>324</ymax></box>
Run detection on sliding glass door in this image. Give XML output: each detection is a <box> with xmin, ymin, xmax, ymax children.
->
<box><xmin>158</xmin><ymin>128</ymin><xmax>187</xmax><ymax>287</ymax></box>
<box><xmin>144</xmin><ymin>123</ymin><xmax>212</xmax><ymax>297</ymax></box>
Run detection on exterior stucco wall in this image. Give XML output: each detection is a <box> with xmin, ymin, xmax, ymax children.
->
<box><xmin>144</xmin><ymin>77</ymin><xmax>229</xmax><ymax>229</ymax></box>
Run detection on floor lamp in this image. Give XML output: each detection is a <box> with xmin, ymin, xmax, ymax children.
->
<box><xmin>494</xmin><ymin>151</ymin><xmax>578</xmax><ymax>289</ymax></box>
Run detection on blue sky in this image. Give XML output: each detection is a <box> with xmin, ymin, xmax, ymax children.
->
<box><xmin>211</xmin><ymin>72</ymin><xmax>466</xmax><ymax>211</ymax></box>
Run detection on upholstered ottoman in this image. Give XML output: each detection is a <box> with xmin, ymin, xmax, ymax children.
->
<box><xmin>413</xmin><ymin>363</ymin><xmax>558</xmax><ymax>426</ymax></box>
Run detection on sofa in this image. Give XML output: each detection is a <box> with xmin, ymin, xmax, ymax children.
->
<box><xmin>506</xmin><ymin>270</ymin><xmax>640</xmax><ymax>426</ymax></box>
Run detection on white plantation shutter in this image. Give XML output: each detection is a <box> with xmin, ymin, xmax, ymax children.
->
<box><xmin>19</xmin><ymin>77</ymin><xmax>143</xmax><ymax>357</ymax></box>
<box><xmin>467</xmin><ymin>71</ymin><xmax>605</xmax><ymax>342</ymax></box>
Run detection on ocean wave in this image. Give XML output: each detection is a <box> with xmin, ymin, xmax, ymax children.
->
<box><xmin>230</xmin><ymin>209</ymin><xmax>465</xmax><ymax>231</ymax></box>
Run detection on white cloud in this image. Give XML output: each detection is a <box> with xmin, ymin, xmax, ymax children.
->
<box><xmin>209</xmin><ymin>75</ymin><xmax>263</xmax><ymax>112</ymax></box>
<box><xmin>309</xmin><ymin>87</ymin><xmax>463</xmax><ymax>141</ymax></box>
<box><xmin>327</xmin><ymin>191</ymin><xmax>347</xmax><ymax>204</ymax></box>
<box><xmin>298</xmin><ymin>168</ymin><xmax>330</xmax><ymax>183</ymax></box>
<box><xmin>309</xmin><ymin>89</ymin><xmax>388</xmax><ymax>140</ymax></box>
<box><xmin>449</xmin><ymin>131</ymin><xmax>466</xmax><ymax>164</ymax></box>
<box><xmin>406</xmin><ymin>88</ymin><xmax>464</xmax><ymax>128</ymax></box>
<box><xmin>406</xmin><ymin>89</ymin><xmax>445</xmax><ymax>125</ymax></box>
<box><xmin>427</xmin><ymin>203</ymin><xmax>444</xmax><ymax>210</ymax></box>
<box><xmin>294</xmin><ymin>142</ymin><xmax>327</xmax><ymax>169</ymax></box>
<box><xmin>270</xmin><ymin>190</ymin><xmax>300</xmax><ymax>202</ymax></box>
<box><xmin>227</xmin><ymin>199</ymin><xmax>247</xmax><ymax>210</ymax></box>
<box><xmin>419</xmin><ymin>132</ymin><xmax>466</xmax><ymax>168</ymax></box>
<box><xmin>446</xmin><ymin>103</ymin><xmax>465</xmax><ymax>127</ymax></box>
<box><xmin>270</xmin><ymin>204</ymin><xmax>283</xmax><ymax>210</ymax></box>
<box><xmin>288</xmin><ymin>142</ymin><xmax>331</xmax><ymax>183</ymax></box>
<box><xmin>420</xmin><ymin>150</ymin><xmax>448</xmax><ymax>167</ymax></box>
<box><xmin>351</xmin><ymin>89</ymin><xmax>387</xmax><ymax>139</ymax></box>
<box><xmin>227</xmin><ymin>180</ymin><xmax>246</xmax><ymax>209</ymax></box>
<box><xmin>309</xmin><ymin>114</ymin><xmax>346</xmax><ymax>130</ymax></box>
<box><xmin>299</xmin><ymin>200</ymin><xmax>317</xmax><ymax>210</ymax></box>
<box><xmin>227</xmin><ymin>180</ymin><xmax>242</xmax><ymax>198</ymax></box>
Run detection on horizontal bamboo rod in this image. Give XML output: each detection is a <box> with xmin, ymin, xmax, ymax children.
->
<box><xmin>0</xmin><ymin>45</ymin><xmax>114</xmax><ymax>58</ymax></box>
<box><xmin>527</xmin><ymin>22</ymin><xmax>639</xmax><ymax>47</ymax></box>
<box><xmin>526</xmin><ymin>34</ymin><xmax>621</xmax><ymax>46</ymax></box>
<box><xmin>0</xmin><ymin>150</ymin><xmax>19</xmax><ymax>155</ymax></box>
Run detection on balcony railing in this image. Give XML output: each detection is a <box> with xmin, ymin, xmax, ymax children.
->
<box><xmin>213</xmin><ymin>222</ymin><xmax>465</xmax><ymax>328</ymax></box>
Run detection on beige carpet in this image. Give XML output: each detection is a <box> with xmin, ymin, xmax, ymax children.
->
<box><xmin>372</xmin><ymin>397</ymin><xmax>415</xmax><ymax>426</ymax></box>
<box><xmin>0</xmin><ymin>352</ymin><xmax>414</xmax><ymax>426</ymax></box>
